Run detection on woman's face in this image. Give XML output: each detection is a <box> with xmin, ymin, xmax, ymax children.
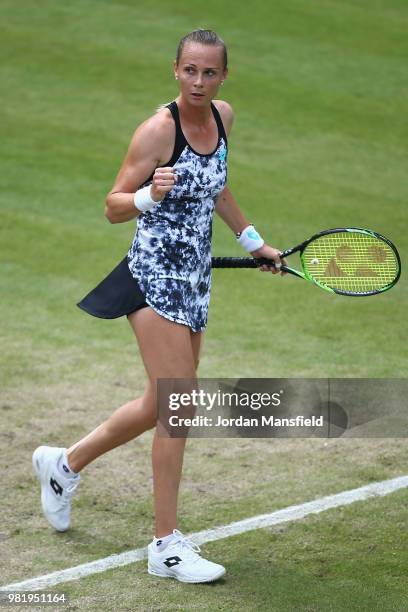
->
<box><xmin>174</xmin><ymin>42</ymin><xmax>227</xmax><ymax>106</ymax></box>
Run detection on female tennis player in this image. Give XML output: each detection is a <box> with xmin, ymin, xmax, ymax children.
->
<box><xmin>32</xmin><ymin>29</ymin><xmax>285</xmax><ymax>583</ymax></box>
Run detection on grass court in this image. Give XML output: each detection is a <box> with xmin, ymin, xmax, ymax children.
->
<box><xmin>1</xmin><ymin>0</ymin><xmax>407</xmax><ymax>610</ymax></box>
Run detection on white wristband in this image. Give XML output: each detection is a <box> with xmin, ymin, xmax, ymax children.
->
<box><xmin>133</xmin><ymin>185</ymin><xmax>161</xmax><ymax>213</ymax></box>
<box><xmin>237</xmin><ymin>225</ymin><xmax>264</xmax><ymax>252</ymax></box>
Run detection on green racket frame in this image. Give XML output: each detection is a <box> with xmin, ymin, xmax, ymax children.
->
<box><xmin>211</xmin><ymin>228</ymin><xmax>401</xmax><ymax>297</ymax></box>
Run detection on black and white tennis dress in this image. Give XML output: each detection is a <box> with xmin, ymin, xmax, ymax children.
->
<box><xmin>77</xmin><ymin>101</ymin><xmax>228</xmax><ymax>332</ymax></box>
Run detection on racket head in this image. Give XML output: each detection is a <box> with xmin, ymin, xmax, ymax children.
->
<box><xmin>299</xmin><ymin>228</ymin><xmax>401</xmax><ymax>296</ymax></box>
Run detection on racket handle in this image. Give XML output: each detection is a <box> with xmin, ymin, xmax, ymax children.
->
<box><xmin>211</xmin><ymin>257</ymin><xmax>282</xmax><ymax>269</ymax></box>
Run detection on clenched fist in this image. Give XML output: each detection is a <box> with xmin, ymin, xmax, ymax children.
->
<box><xmin>151</xmin><ymin>167</ymin><xmax>178</xmax><ymax>202</ymax></box>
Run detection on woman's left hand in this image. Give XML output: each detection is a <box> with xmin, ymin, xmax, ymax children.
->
<box><xmin>251</xmin><ymin>244</ymin><xmax>288</xmax><ymax>275</ymax></box>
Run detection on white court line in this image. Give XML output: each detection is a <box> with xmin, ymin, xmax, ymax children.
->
<box><xmin>1</xmin><ymin>475</ymin><xmax>407</xmax><ymax>592</ymax></box>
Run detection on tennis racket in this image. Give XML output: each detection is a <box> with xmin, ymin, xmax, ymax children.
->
<box><xmin>211</xmin><ymin>228</ymin><xmax>401</xmax><ymax>296</ymax></box>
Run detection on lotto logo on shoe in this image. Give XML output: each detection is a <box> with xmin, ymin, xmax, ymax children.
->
<box><xmin>164</xmin><ymin>556</ymin><xmax>182</xmax><ymax>568</ymax></box>
<box><xmin>50</xmin><ymin>477</ymin><xmax>63</xmax><ymax>496</ymax></box>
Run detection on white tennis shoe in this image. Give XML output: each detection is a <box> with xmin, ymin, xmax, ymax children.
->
<box><xmin>148</xmin><ymin>529</ymin><xmax>226</xmax><ymax>583</ymax></box>
<box><xmin>32</xmin><ymin>446</ymin><xmax>80</xmax><ymax>532</ymax></box>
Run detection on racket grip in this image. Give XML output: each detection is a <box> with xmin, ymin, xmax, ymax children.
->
<box><xmin>211</xmin><ymin>257</ymin><xmax>278</xmax><ymax>269</ymax></box>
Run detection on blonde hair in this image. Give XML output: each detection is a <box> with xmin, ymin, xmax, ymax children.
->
<box><xmin>176</xmin><ymin>29</ymin><xmax>227</xmax><ymax>69</ymax></box>
<box><xmin>155</xmin><ymin>102</ymin><xmax>172</xmax><ymax>113</ymax></box>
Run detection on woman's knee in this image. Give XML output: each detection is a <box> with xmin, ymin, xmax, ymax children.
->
<box><xmin>143</xmin><ymin>387</ymin><xmax>159</xmax><ymax>429</ymax></box>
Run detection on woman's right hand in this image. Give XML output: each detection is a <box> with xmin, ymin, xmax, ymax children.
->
<box><xmin>150</xmin><ymin>167</ymin><xmax>178</xmax><ymax>202</ymax></box>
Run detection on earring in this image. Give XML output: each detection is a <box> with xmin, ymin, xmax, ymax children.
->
<box><xmin>221</xmin><ymin>81</ymin><xmax>224</xmax><ymax>85</ymax></box>
<box><xmin>175</xmin><ymin>75</ymin><xmax>179</xmax><ymax>80</ymax></box>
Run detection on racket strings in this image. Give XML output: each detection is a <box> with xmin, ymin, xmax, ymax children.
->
<box><xmin>302</xmin><ymin>233</ymin><xmax>399</xmax><ymax>293</ymax></box>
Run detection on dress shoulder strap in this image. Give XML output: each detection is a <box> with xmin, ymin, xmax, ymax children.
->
<box><xmin>211</xmin><ymin>102</ymin><xmax>228</xmax><ymax>146</ymax></box>
<box><xmin>166</xmin><ymin>101</ymin><xmax>188</xmax><ymax>165</ymax></box>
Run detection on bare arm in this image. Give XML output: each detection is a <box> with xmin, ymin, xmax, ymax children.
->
<box><xmin>104</xmin><ymin>111</ymin><xmax>176</xmax><ymax>224</ymax></box>
<box><xmin>215</xmin><ymin>186</ymin><xmax>250</xmax><ymax>234</ymax></box>
<box><xmin>213</xmin><ymin>102</ymin><xmax>254</xmax><ymax>237</ymax></box>
<box><xmin>215</xmin><ymin>186</ymin><xmax>287</xmax><ymax>273</ymax></box>
<box><xmin>214</xmin><ymin>102</ymin><xmax>286</xmax><ymax>273</ymax></box>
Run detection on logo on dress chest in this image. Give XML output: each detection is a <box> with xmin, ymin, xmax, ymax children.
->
<box><xmin>218</xmin><ymin>148</ymin><xmax>227</xmax><ymax>162</ymax></box>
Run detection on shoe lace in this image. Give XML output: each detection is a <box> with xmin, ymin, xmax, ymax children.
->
<box><xmin>60</xmin><ymin>479</ymin><xmax>80</xmax><ymax>508</ymax></box>
<box><xmin>171</xmin><ymin>529</ymin><xmax>202</xmax><ymax>560</ymax></box>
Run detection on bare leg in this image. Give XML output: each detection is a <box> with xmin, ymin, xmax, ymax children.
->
<box><xmin>66</xmin><ymin>310</ymin><xmax>202</xmax><ymax>477</ymax></box>
<box><xmin>66</xmin><ymin>384</ymin><xmax>157</xmax><ymax>473</ymax></box>
<box><xmin>128</xmin><ymin>307</ymin><xmax>202</xmax><ymax>538</ymax></box>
